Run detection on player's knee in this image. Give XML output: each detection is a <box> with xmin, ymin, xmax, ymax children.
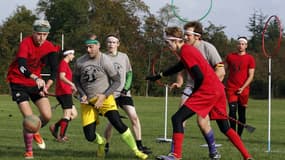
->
<box><xmin>171</xmin><ymin>114</ymin><xmax>184</xmax><ymax>126</ymax></box>
<box><xmin>130</xmin><ymin>116</ymin><xmax>139</xmax><ymax>126</ymax></box>
<box><xmin>216</xmin><ymin>120</ymin><xmax>231</xmax><ymax>134</ymax></box>
<box><xmin>85</xmin><ymin>133</ymin><xmax>96</xmax><ymax>142</ymax></box>
<box><xmin>39</xmin><ymin>116</ymin><xmax>50</xmax><ymax>128</ymax></box>
<box><xmin>229</xmin><ymin>102</ymin><xmax>238</xmax><ymax>115</ymax></box>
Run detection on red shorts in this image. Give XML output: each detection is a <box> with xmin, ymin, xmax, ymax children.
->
<box><xmin>184</xmin><ymin>89</ymin><xmax>227</xmax><ymax>120</ymax></box>
<box><xmin>226</xmin><ymin>88</ymin><xmax>249</xmax><ymax>106</ymax></box>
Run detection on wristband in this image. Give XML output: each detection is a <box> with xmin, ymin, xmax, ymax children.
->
<box><xmin>34</xmin><ymin>77</ymin><xmax>39</xmax><ymax>81</ymax></box>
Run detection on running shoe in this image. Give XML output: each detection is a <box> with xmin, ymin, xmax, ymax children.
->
<box><xmin>33</xmin><ymin>133</ymin><xmax>46</xmax><ymax>149</ymax></box>
<box><xmin>96</xmin><ymin>137</ymin><xmax>106</xmax><ymax>158</ymax></box>
<box><xmin>135</xmin><ymin>150</ymin><xmax>148</xmax><ymax>160</ymax></box>
<box><xmin>138</xmin><ymin>145</ymin><xmax>152</xmax><ymax>154</ymax></box>
<box><xmin>24</xmin><ymin>151</ymin><xmax>34</xmax><ymax>159</ymax></box>
<box><xmin>209</xmin><ymin>152</ymin><xmax>221</xmax><ymax>160</ymax></box>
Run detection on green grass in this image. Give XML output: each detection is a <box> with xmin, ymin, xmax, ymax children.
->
<box><xmin>0</xmin><ymin>95</ymin><xmax>285</xmax><ymax>159</ymax></box>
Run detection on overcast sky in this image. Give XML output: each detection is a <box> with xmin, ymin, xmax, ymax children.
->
<box><xmin>0</xmin><ymin>0</ymin><xmax>284</xmax><ymax>38</ymax></box>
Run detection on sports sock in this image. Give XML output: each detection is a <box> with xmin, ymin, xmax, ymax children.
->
<box><xmin>172</xmin><ymin>132</ymin><xmax>184</xmax><ymax>159</ymax></box>
<box><xmin>95</xmin><ymin>132</ymin><xmax>105</xmax><ymax>144</ymax></box>
<box><xmin>59</xmin><ymin>118</ymin><xmax>69</xmax><ymax>137</ymax></box>
<box><xmin>120</xmin><ymin>128</ymin><xmax>138</xmax><ymax>151</ymax></box>
<box><xmin>24</xmin><ymin>131</ymin><xmax>33</xmax><ymax>152</ymax></box>
<box><xmin>169</xmin><ymin>141</ymin><xmax>174</xmax><ymax>153</ymax></box>
<box><xmin>203</xmin><ymin>129</ymin><xmax>217</xmax><ymax>154</ymax></box>
<box><xmin>136</xmin><ymin>140</ymin><xmax>143</xmax><ymax>148</ymax></box>
<box><xmin>226</xmin><ymin>128</ymin><xmax>251</xmax><ymax>158</ymax></box>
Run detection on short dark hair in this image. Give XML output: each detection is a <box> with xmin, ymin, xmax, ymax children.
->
<box><xmin>237</xmin><ymin>36</ymin><xmax>247</xmax><ymax>41</ymax></box>
<box><xmin>105</xmin><ymin>33</ymin><xmax>120</xmax><ymax>42</ymax></box>
<box><xmin>165</xmin><ymin>26</ymin><xmax>184</xmax><ymax>39</ymax></box>
<box><xmin>183</xmin><ymin>21</ymin><xmax>203</xmax><ymax>35</ymax></box>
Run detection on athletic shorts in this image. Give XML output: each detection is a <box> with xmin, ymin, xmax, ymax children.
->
<box><xmin>56</xmin><ymin>94</ymin><xmax>74</xmax><ymax>109</ymax></box>
<box><xmin>184</xmin><ymin>88</ymin><xmax>228</xmax><ymax>120</ymax></box>
<box><xmin>80</xmin><ymin>95</ymin><xmax>117</xmax><ymax>127</ymax></box>
<box><xmin>9</xmin><ymin>83</ymin><xmax>44</xmax><ymax>104</ymax></box>
<box><xmin>115</xmin><ymin>96</ymin><xmax>134</xmax><ymax>108</ymax></box>
<box><xmin>226</xmin><ymin>88</ymin><xmax>249</xmax><ymax>106</ymax></box>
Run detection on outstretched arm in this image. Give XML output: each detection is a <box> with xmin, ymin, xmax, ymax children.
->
<box><xmin>146</xmin><ymin>61</ymin><xmax>185</xmax><ymax>81</ymax></box>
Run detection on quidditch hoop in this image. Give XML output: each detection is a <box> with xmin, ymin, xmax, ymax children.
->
<box><xmin>262</xmin><ymin>15</ymin><xmax>282</xmax><ymax>58</ymax></box>
<box><xmin>171</xmin><ymin>0</ymin><xmax>213</xmax><ymax>23</ymax></box>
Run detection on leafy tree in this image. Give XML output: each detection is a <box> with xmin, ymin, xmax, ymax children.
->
<box><xmin>247</xmin><ymin>10</ymin><xmax>285</xmax><ymax>98</ymax></box>
<box><xmin>247</xmin><ymin>10</ymin><xmax>266</xmax><ymax>53</ymax></box>
<box><xmin>0</xmin><ymin>6</ymin><xmax>36</xmax><ymax>93</ymax></box>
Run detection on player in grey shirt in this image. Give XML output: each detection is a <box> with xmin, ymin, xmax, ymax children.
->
<box><xmin>73</xmin><ymin>34</ymin><xmax>148</xmax><ymax>160</ymax></box>
<box><xmin>103</xmin><ymin>34</ymin><xmax>151</xmax><ymax>154</ymax></box>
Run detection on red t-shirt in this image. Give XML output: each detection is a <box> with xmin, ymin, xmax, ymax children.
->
<box><xmin>226</xmin><ymin>53</ymin><xmax>255</xmax><ymax>90</ymax></box>
<box><xmin>180</xmin><ymin>44</ymin><xmax>223</xmax><ymax>92</ymax></box>
<box><xmin>7</xmin><ymin>36</ymin><xmax>59</xmax><ymax>86</ymax></box>
<box><xmin>180</xmin><ymin>44</ymin><xmax>227</xmax><ymax>119</ymax></box>
<box><xmin>56</xmin><ymin>60</ymin><xmax>73</xmax><ymax>95</ymax></box>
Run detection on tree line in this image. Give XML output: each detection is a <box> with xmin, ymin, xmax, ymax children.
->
<box><xmin>0</xmin><ymin>0</ymin><xmax>284</xmax><ymax>98</ymax></box>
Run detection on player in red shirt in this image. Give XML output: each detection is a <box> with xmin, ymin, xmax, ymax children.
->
<box><xmin>146</xmin><ymin>27</ymin><xmax>252</xmax><ymax>160</ymax></box>
<box><xmin>225</xmin><ymin>37</ymin><xmax>255</xmax><ymax>137</ymax></box>
<box><xmin>6</xmin><ymin>19</ymin><xmax>59</xmax><ymax>159</ymax></box>
<box><xmin>49</xmin><ymin>49</ymin><xmax>78</xmax><ymax>142</ymax></box>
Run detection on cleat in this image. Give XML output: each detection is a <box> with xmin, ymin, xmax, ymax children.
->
<box><xmin>56</xmin><ymin>136</ymin><xmax>69</xmax><ymax>143</ymax></box>
<box><xmin>138</xmin><ymin>146</ymin><xmax>152</xmax><ymax>154</ymax></box>
<box><xmin>155</xmin><ymin>155</ymin><xmax>177</xmax><ymax>160</ymax></box>
<box><xmin>33</xmin><ymin>133</ymin><xmax>46</xmax><ymax>149</ymax></box>
<box><xmin>209</xmin><ymin>152</ymin><xmax>221</xmax><ymax>160</ymax></box>
<box><xmin>96</xmin><ymin>137</ymin><xmax>106</xmax><ymax>158</ymax></box>
<box><xmin>104</xmin><ymin>143</ymin><xmax>109</xmax><ymax>154</ymax></box>
<box><xmin>24</xmin><ymin>151</ymin><xmax>34</xmax><ymax>159</ymax></box>
<box><xmin>49</xmin><ymin>124</ymin><xmax>58</xmax><ymax>139</ymax></box>
<box><xmin>135</xmin><ymin>150</ymin><xmax>148</xmax><ymax>160</ymax></box>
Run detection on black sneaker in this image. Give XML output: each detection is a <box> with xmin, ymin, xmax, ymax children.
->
<box><xmin>138</xmin><ymin>146</ymin><xmax>152</xmax><ymax>154</ymax></box>
<box><xmin>104</xmin><ymin>143</ymin><xmax>109</xmax><ymax>154</ymax></box>
<box><xmin>209</xmin><ymin>152</ymin><xmax>221</xmax><ymax>160</ymax></box>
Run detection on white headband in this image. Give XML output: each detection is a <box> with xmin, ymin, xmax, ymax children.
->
<box><xmin>184</xmin><ymin>30</ymin><xmax>201</xmax><ymax>36</ymax></box>
<box><xmin>63</xmin><ymin>50</ymin><xmax>75</xmax><ymax>55</ymax></box>
<box><xmin>165</xmin><ymin>36</ymin><xmax>183</xmax><ymax>41</ymax></box>
<box><xmin>107</xmin><ymin>36</ymin><xmax>119</xmax><ymax>42</ymax></box>
<box><xmin>238</xmin><ymin>38</ymin><xmax>248</xmax><ymax>44</ymax></box>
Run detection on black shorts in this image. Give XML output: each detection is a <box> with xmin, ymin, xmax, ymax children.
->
<box><xmin>10</xmin><ymin>83</ymin><xmax>44</xmax><ymax>104</ymax></box>
<box><xmin>56</xmin><ymin>94</ymin><xmax>74</xmax><ymax>109</ymax></box>
<box><xmin>115</xmin><ymin>96</ymin><xmax>134</xmax><ymax>108</ymax></box>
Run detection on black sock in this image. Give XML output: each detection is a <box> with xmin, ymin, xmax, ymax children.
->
<box><xmin>136</xmin><ymin>140</ymin><xmax>142</xmax><ymax>148</ymax></box>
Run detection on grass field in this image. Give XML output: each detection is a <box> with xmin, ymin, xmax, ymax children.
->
<box><xmin>0</xmin><ymin>94</ymin><xmax>285</xmax><ymax>160</ymax></box>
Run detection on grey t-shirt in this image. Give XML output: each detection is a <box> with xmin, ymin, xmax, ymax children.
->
<box><xmin>185</xmin><ymin>40</ymin><xmax>222</xmax><ymax>87</ymax></box>
<box><xmin>106</xmin><ymin>51</ymin><xmax>132</xmax><ymax>98</ymax></box>
<box><xmin>74</xmin><ymin>53</ymin><xmax>119</xmax><ymax>99</ymax></box>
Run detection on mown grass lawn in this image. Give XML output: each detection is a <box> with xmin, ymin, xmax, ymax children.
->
<box><xmin>0</xmin><ymin>95</ymin><xmax>285</xmax><ymax>160</ymax></box>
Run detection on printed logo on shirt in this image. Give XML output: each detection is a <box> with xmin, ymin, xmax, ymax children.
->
<box><xmin>82</xmin><ymin>65</ymin><xmax>104</xmax><ymax>82</ymax></box>
<box><xmin>113</xmin><ymin>62</ymin><xmax>123</xmax><ymax>74</ymax></box>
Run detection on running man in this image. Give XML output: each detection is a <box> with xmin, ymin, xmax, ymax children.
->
<box><xmin>103</xmin><ymin>34</ymin><xmax>151</xmax><ymax>154</ymax></box>
<box><xmin>49</xmin><ymin>49</ymin><xmax>78</xmax><ymax>142</ymax></box>
<box><xmin>169</xmin><ymin>21</ymin><xmax>225</xmax><ymax>159</ymax></box>
<box><xmin>73</xmin><ymin>34</ymin><xmax>147</xmax><ymax>159</ymax></box>
<box><xmin>146</xmin><ymin>26</ymin><xmax>253</xmax><ymax>160</ymax></box>
<box><xmin>225</xmin><ymin>37</ymin><xmax>255</xmax><ymax>137</ymax></box>
<box><xmin>6</xmin><ymin>19</ymin><xmax>60</xmax><ymax>159</ymax></box>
